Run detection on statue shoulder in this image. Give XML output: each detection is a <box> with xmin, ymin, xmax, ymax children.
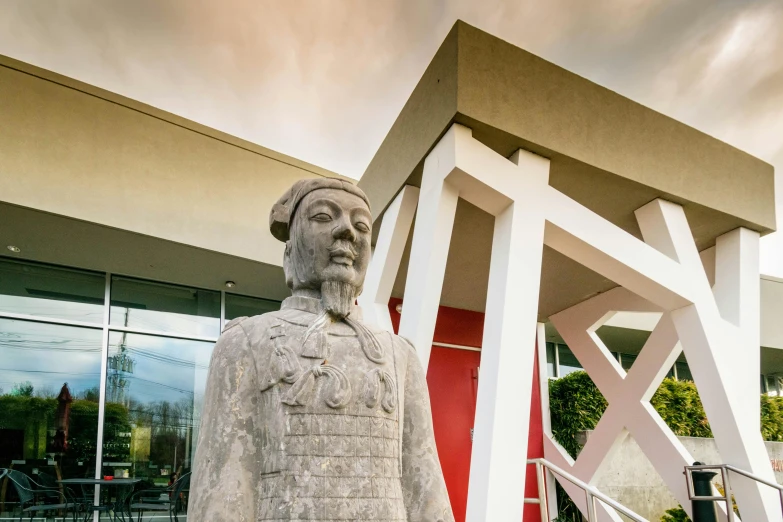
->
<box><xmin>214</xmin><ymin>311</ymin><xmax>281</xmax><ymax>352</ymax></box>
<box><xmin>389</xmin><ymin>332</ymin><xmax>417</xmax><ymax>354</ymax></box>
<box><xmin>384</xmin><ymin>331</ymin><xmax>418</xmax><ymax>368</ymax></box>
<box><xmin>217</xmin><ymin>308</ymin><xmax>307</xmax><ymax>349</ymax></box>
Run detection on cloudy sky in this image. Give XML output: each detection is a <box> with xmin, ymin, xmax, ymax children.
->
<box><xmin>1</xmin><ymin>0</ymin><xmax>781</xmax><ymax>275</ymax></box>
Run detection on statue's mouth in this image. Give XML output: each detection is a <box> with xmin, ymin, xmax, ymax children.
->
<box><xmin>329</xmin><ymin>247</ymin><xmax>355</xmax><ymax>266</ymax></box>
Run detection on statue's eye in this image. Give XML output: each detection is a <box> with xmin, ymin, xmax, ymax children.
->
<box><xmin>354</xmin><ymin>221</ymin><xmax>370</xmax><ymax>233</ymax></box>
<box><xmin>311</xmin><ymin>213</ymin><xmax>332</xmax><ymax>222</ymax></box>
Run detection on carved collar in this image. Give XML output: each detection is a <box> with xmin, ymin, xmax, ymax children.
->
<box><xmin>281</xmin><ymin>295</ymin><xmax>364</xmax><ymax>321</ymax></box>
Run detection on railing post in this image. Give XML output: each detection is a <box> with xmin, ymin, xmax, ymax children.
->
<box><xmin>722</xmin><ymin>468</ymin><xmax>736</xmax><ymax>522</ymax></box>
<box><xmin>691</xmin><ymin>464</ymin><xmax>719</xmax><ymax>522</ymax></box>
<box><xmin>585</xmin><ymin>491</ymin><xmax>597</xmax><ymax>522</ymax></box>
<box><xmin>536</xmin><ymin>461</ymin><xmax>549</xmax><ymax>522</ymax></box>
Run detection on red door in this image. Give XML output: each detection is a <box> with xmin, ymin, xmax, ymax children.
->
<box><xmin>389</xmin><ymin>300</ymin><xmax>545</xmax><ymax>522</ymax></box>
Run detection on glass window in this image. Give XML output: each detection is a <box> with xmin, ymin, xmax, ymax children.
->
<box><xmin>558</xmin><ymin>345</ymin><xmax>582</xmax><ymax>377</ymax></box>
<box><xmin>110</xmin><ymin>277</ymin><xmax>220</xmax><ymax>338</ymax></box>
<box><xmin>225</xmin><ymin>293</ymin><xmax>281</xmax><ymax>321</ymax></box>
<box><xmin>545</xmin><ymin>342</ymin><xmax>556</xmax><ymax>378</ymax></box>
<box><xmin>767</xmin><ymin>375</ymin><xmax>781</xmax><ymax>397</ymax></box>
<box><xmin>621</xmin><ymin>353</ymin><xmax>637</xmax><ymax>371</ymax></box>
<box><xmin>0</xmin><ymin>318</ymin><xmax>102</xmax><ymax>476</ymax></box>
<box><xmin>101</xmin><ymin>332</ymin><xmax>214</xmax><ymax>483</ymax></box>
<box><xmin>0</xmin><ymin>258</ymin><xmax>105</xmax><ymax>323</ymax></box>
<box><xmin>676</xmin><ymin>361</ymin><xmax>693</xmax><ymax>382</ymax></box>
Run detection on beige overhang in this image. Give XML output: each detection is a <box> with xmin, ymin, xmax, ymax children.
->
<box><xmin>0</xmin><ymin>53</ymin><xmax>345</xmax><ymax>299</ymax></box>
<box><xmin>359</xmin><ymin>21</ymin><xmax>776</xmax><ymax>317</ymax></box>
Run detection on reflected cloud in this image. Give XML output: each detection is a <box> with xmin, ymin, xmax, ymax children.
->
<box><xmin>0</xmin><ymin>319</ymin><xmax>102</xmax><ymax>396</ymax></box>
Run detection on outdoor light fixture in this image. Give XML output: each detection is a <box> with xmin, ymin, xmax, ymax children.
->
<box><xmin>225</xmin><ymin>281</ymin><xmax>236</xmax><ymax>288</ymax></box>
<box><xmin>6</xmin><ymin>245</ymin><xmax>20</xmax><ymax>253</ymax></box>
<box><xmin>395</xmin><ymin>303</ymin><xmax>403</xmax><ymax>313</ymax></box>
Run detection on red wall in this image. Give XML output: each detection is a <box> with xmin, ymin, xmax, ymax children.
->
<box><xmin>389</xmin><ymin>299</ymin><xmax>544</xmax><ymax>522</ymax></box>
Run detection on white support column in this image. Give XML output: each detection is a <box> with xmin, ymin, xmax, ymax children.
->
<box><xmin>466</xmin><ymin>149</ymin><xmax>548</xmax><ymax>522</ymax></box>
<box><xmin>398</xmin><ymin>135</ymin><xmax>459</xmax><ymax>371</ymax></box>
<box><xmin>713</xmin><ymin>227</ymin><xmax>762</xmax><ymax>422</ymax></box>
<box><xmin>712</xmin><ymin>229</ymin><xmax>765</xmax><ymax>519</ymax></box>
<box><xmin>358</xmin><ymin>185</ymin><xmax>419</xmax><ymax>332</ymax></box>
<box><xmin>536</xmin><ymin>323</ymin><xmax>558</xmax><ymax>519</ymax></box>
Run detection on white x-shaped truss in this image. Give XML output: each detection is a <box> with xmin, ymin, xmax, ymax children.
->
<box><xmin>548</xmin><ymin>289</ymin><xmax>704</xmax><ymax>521</ymax></box>
<box><xmin>358</xmin><ymin>123</ymin><xmax>779</xmax><ymax>522</ymax></box>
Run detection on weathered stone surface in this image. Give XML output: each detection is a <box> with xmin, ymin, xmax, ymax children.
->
<box><xmin>190</xmin><ymin>179</ymin><xmax>454</xmax><ymax>521</ymax></box>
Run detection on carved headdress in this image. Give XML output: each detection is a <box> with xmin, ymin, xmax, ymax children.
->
<box><xmin>269</xmin><ymin>177</ymin><xmax>371</xmax><ymax>242</ymax></box>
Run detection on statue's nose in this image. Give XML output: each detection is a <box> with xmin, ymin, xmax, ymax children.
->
<box><xmin>332</xmin><ymin>219</ymin><xmax>356</xmax><ymax>241</ymax></box>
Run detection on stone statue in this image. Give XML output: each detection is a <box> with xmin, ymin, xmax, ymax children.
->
<box><xmin>190</xmin><ymin>178</ymin><xmax>455</xmax><ymax>522</ymax></box>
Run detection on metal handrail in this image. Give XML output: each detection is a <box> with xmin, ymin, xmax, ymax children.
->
<box><xmin>684</xmin><ymin>463</ymin><xmax>783</xmax><ymax>522</ymax></box>
<box><xmin>527</xmin><ymin>458</ymin><xmax>649</xmax><ymax>522</ymax></box>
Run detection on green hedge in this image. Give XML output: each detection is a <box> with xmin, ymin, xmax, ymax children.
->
<box><xmin>549</xmin><ymin>371</ymin><xmax>783</xmax><ymax>460</ymax></box>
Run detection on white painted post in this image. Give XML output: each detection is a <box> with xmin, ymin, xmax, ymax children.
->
<box><xmin>713</xmin><ymin>227</ymin><xmax>761</xmax><ymax>423</ymax></box>
<box><xmin>358</xmin><ymin>184</ymin><xmax>419</xmax><ymax>332</ymax></box>
<box><xmin>397</xmin><ymin>133</ymin><xmax>459</xmax><ymax>372</ymax></box>
<box><xmin>466</xmin><ymin>149</ymin><xmax>549</xmax><ymax>522</ymax></box>
<box><xmin>537</xmin><ymin>322</ymin><xmax>559</xmax><ymax>518</ymax></box>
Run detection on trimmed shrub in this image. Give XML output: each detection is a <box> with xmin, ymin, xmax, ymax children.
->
<box><xmin>550</xmin><ymin>371</ymin><xmax>783</xmax><ymax>459</ymax></box>
<box><xmin>549</xmin><ymin>371</ymin><xmax>783</xmax><ymax>522</ymax></box>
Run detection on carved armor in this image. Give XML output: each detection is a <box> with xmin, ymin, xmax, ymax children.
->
<box><xmin>191</xmin><ymin>296</ymin><xmax>454</xmax><ymax>522</ymax></box>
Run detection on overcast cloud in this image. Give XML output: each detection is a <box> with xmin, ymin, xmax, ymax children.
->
<box><xmin>0</xmin><ymin>0</ymin><xmax>781</xmax><ymax>275</ymax></box>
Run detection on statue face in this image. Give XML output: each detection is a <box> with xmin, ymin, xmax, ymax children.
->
<box><xmin>286</xmin><ymin>188</ymin><xmax>372</xmax><ymax>291</ymax></box>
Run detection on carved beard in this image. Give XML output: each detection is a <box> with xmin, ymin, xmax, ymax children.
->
<box><xmin>321</xmin><ymin>280</ymin><xmax>356</xmax><ymax>320</ymax></box>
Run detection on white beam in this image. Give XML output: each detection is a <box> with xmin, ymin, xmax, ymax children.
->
<box><xmin>397</xmin><ymin>130</ymin><xmax>459</xmax><ymax>371</ymax></box>
<box><xmin>714</xmin><ymin>227</ymin><xmax>762</xmax><ymax>420</ymax></box>
<box><xmin>544</xmin><ymin>191</ymin><xmax>696</xmax><ymax>311</ymax></box>
<box><xmin>358</xmin><ymin>184</ymin><xmax>419</xmax><ymax>332</ymax></box>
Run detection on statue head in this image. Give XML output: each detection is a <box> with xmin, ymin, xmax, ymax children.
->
<box><xmin>270</xmin><ymin>178</ymin><xmax>372</xmax><ymax>319</ymax></box>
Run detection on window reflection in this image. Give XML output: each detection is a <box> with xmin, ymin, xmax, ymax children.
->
<box><xmin>0</xmin><ymin>318</ymin><xmax>102</xmax><ymax>478</ymax></box>
<box><xmin>767</xmin><ymin>375</ymin><xmax>782</xmax><ymax>397</ymax></box>
<box><xmin>225</xmin><ymin>293</ymin><xmax>281</xmax><ymax>321</ymax></box>
<box><xmin>545</xmin><ymin>342</ymin><xmax>556</xmax><ymax>378</ymax></box>
<box><xmin>621</xmin><ymin>353</ymin><xmax>637</xmax><ymax>371</ymax></box>
<box><xmin>102</xmin><ymin>332</ymin><xmax>213</xmax><ymax>484</ymax></box>
<box><xmin>675</xmin><ymin>361</ymin><xmax>693</xmax><ymax>381</ymax></box>
<box><xmin>558</xmin><ymin>345</ymin><xmax>583</xmax><ymax>377</ymax></box>
<box><xmin>110</xmin><ymin>277</ymin><xmax>220</xmax><ymax>338</ymax></box>
<box><xmin>0</xmin><ymin>258</ymin><xmax>104</xmax><ymax>323</ymax></box>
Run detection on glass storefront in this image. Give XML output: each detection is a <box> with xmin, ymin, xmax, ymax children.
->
<box><xmin>0</xmin><ymin>319</ymin><xmax>103</xmax><ymax>475</ymax></box>
<box><xmin>110</xmin><ymin>277</ymin><xmax>221</xmax><ymax>339</ymax></box>
<box><xmin>0</xmin><ymin>257</ymin><xmax>281</xmax><ymax>516</ymax></box>
<box><xmin>0</xmin><ymin>260</ymin><xmax>105</xmax><ymax>323</ymax></box>
<box><xmin>547</xmin><ymin>341</ymin><xmax>691</xmax><ymax>382</ymax></box>
<box><xmin>225</xmin><ymin>293</ymin><xmax>281</xmax><ymax>321</ymax></box>
<box><xmin>101</xmin><ymin>332</ymin><xmax>214</xmax><ymax>485</ymax></box>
